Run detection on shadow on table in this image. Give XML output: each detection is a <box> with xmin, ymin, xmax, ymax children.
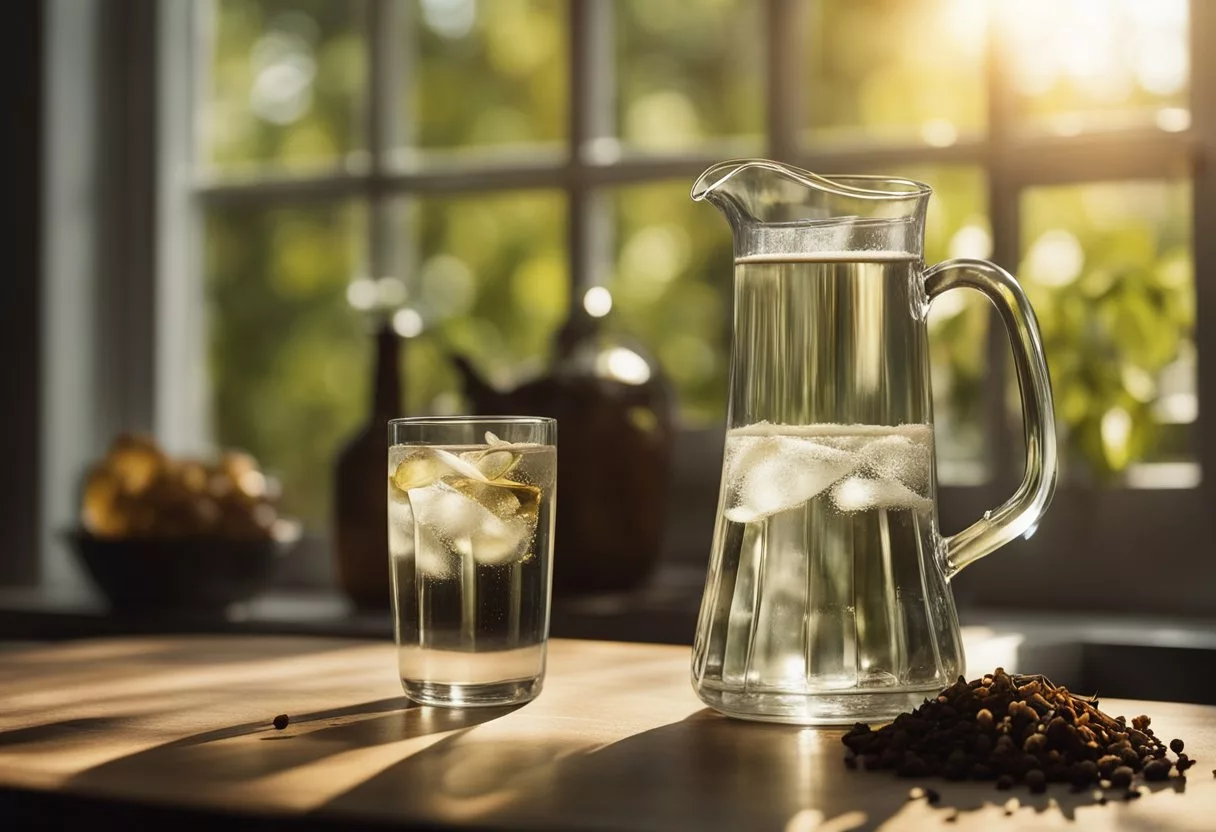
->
<box><xmin>66</xmin><ymin>697</ymin><xmax>516</xmax><ymax>791</ymax></box>
<box><xmin>318</xmin><ymin>710</ymin><xmax>591</xmax><ymax>824</ymax></box>
<box><xmin>0</xmin><ymin>717</ymin><xmax>136</xmax><ymax>748</ymax></box>
<box><xmin>318</xmin><ymin>708</ymin><xmax>1195</xmax><ymax>831</ymax></box>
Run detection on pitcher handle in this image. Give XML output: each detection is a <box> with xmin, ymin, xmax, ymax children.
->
<box><xmin>924</xmin><ymin>258</ymin><xmax>1058</xmax><ymax>578</ymax></box>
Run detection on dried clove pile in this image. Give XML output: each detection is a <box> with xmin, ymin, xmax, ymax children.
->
<box><xmin>843</xmin><ymin>668</ymin><xmax>1196</xmax><ymax>794</ymax></box>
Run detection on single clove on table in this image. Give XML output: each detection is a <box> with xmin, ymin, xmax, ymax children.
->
<box><xmin>843</xmin><ymin>668</ymin><xmax>1195</xmax><ymax>794</ymax></box>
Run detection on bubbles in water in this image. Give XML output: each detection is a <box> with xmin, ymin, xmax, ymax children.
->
<box><xmin>408</xmin><ymin>482</ymin><xmax>536</xmax><ymax>572</ymax></box>
<box><xmin>723</xmin><ymin>423</ymin><xmax>935</xmax><ymax>521</ymax></box>
<box><xmin>388</xmin><ymin>443</ymin><xmax>551</xmax><ymax>577</ymax></box>
<box><xmin>514</xmin><ymin>449</ymin><xmax>556</xmax><ymax>491</ymax></box>
<box><xmin>830</xmin><ymin>475</ymin><xmax>933</xmax><ymax>513</ymax></box>
<box><xmin>391</xmin><ymin>452</ymin><xmax>449</xmax><ymax>491</ymax></box>
<box><xmin>450</xmin><ymin>478</ymin><xmax>524</xmax><ymax>520</ymax></box>
<box><xmin>415</xmin><ymin>513</ymin><xmax>457</xmax><ymax>578</ymax></box>
<box><xmin>724</xmin><ymin>435</ymin><xmax>857</xmax><ymax>523</ymax></box>
<box><xmin>858</xmin><ymin>432</ymin><xmax>930</xmax><ymax>493</ymax></box>
<box><xmin>388</xmin><ymin>494</ymin><xmax>415</xmax><ymax>558</ymax></box>
<box><xmin>409</xmin><ymin>485</ymin><xmax>482</xmax><ymax>537</ymax></box>
<box><xmin>458</xmin><ymin>448</ymin><xmax>520</xmax><ymax>480</ymax></box>
<box><xmin>431</xmin><ymin>448</ymin><xmax>489</xmax><ymax>481</ymax></box>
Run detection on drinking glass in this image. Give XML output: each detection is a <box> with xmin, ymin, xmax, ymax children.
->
<box><xmin>388</xmin><ymin>416</ymin><xmax>557</xmax><ymax>707</ymax></box>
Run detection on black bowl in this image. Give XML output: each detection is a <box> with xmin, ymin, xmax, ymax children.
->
<box><xmin>67</xmin><ymin>530</ymin><xmax>296</xmax><ymax>613</ymax></box>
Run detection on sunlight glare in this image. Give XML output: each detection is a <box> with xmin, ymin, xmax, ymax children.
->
<box><xmin>1001</xmin><ymin>0</ymin><xmax>1188</xmax><ymax>106</ymax></box>
<box><xmin>1134</xmin><ymin>34</ymin><xmax>1188</xmax><ymax>96</ymax></box>
<box><xmin>1120</xmin><ymin>0</ymin><xmax>1188</xmax><ymax>31</ymax></box>
<box><xmin>1026</xmin><ymin>229</ymin><xmax>1084</xmax><ymax>287</ymax></box>
<box><xmin>948</xmin><ymin>223</ymin><xmax>993</xmax><ymax>260</ymax></box>
<box><xmin>392</xmin><ymin>307</ymin><xmax>424</xmax><ymax>338</ymax></box>
<box><xmin>420</xmin><ymin>0</ymin><xmax>476</xmax><ymax>40</ymax></box>
<box><xmin>1100</xmin><ymin>406</ymin><xmax>1133</xmax><ymax>469</ymax></box>
<box><xmin>346</xmin><ymin>277</ymin><xmax>378</xmax><ymax>311</ymax></box>
<box><xmin>1155</xmin><ymin>107</ymin><xmax>1191</xmax><ymax>133</ymax></box>
<box><xmin>376</xmin><ymin>276</ymin><xmax>407</xmax><ymax>307</ymax></box>
<box><xmin>944</xmin><ymin>0</ymin><xmax>988</xmax><ymax>57</ymax></box>
<box><xmin>596</xmin><ymin>347</ymin><xmax>651</xmax><ymax>385</ymax></box>
<box><xmin>920</xmin><ymin>118</ymin><xmax>959</xmax><ymax>147</ymax></box>
<box><xmin>583</xmin><ymin>286</ymin><xmax>613</xmax><ymax>318</ymax></box>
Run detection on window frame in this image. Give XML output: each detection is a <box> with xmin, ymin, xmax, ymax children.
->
<box><xmin>144</xmin><ymin>0</ymin><xmax>1216</xmax><ymax>613</ymax></box>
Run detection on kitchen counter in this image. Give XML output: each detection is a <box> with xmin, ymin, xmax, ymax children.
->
<box><xmin>0</xmin><ymin>636</ymin><xmax>1211</xmax><ymax>830</ymax></box>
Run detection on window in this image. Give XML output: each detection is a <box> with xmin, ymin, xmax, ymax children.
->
<box><xmin>153</xmin><ymin>0</ymin><xmax>1214</xmax><ymax>611</ymax></box>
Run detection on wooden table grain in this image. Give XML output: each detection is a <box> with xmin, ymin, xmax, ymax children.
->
<box><xmin>0</xmin><ymin>636</ymin><xmax>1212</xmax><ymax>830</ymax></box>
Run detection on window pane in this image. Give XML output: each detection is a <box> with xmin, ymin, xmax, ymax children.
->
<box><xmin>401</xmin><ymin>191</ymin><xmax>568</xmax><ymax>411</ymax></box>
<box><xmin>1002</xmin><ymin>0</ymin><xmax>1190</xmax><ymax>134</ymax></box>
<box><xmin>804</xmin><ymin>0</ymin><xmax>986</xmax><ymax>145</ymax></box>
<box><xmin>605</xmin><ymin>181</ymin><xmax>733</xmax><ymax>425</ymax></box>
<box><xmin>205</xmin><ymin>203</ymin><xmax>368</xmax><ymax>530</ymax></box>
<box><xmin>201</xmin><ymin>0</ymin><xmax>367</xmax><ymax>173</ymax></box>
<box><xmin>399</xmin><ymin>0</ymin><xmax>566</xmax><ymax>160</ymax></box>
<box><xmin>615</xmin><ymin>1</ymin><xmax>763</xmax><ymax>153</ymax></box>
<box><xmin>1018</xmin><ymin>181</ymin><xmax>1195</xmax><ymax>484</ymax></box>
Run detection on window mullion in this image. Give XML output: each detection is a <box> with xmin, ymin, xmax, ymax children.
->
<box><xmin>766</xmin><ymin>0</ymin><xmax>804</xmax><ymax>162</ymax></box>
<box><xmin>999</xmin><ymin>131</ymin><xmax>1194</xmax><ymax>186</ymax></box>
<box><xmin>158</xmin><ymin>0</ymin><xmax>208</xmax><ymax>454</ymax></box>
<box><xmin>984</xmin><ymin>12</ymin><xmax>1017</xmax><ymax>488</ymax></box>
<box><xmin>567</xmin><ymin>0</ymin><xmax>613</xmax><ymax>308</ymax></box>
<box><xmin>1189</xmin><ymin>0</ymin><xmax>1216</xmax><ymax>486</ymax></box>
<box><xmin>366</xmin><ymin>0</ymin><xmax>391</xmax><ymax>286</ymax></box>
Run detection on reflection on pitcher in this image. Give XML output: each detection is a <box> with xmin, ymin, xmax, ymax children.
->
<box><xmin>690</xmin><ymin>160</ymin><xmax>1057</xmax><ymax>725</ymax></box>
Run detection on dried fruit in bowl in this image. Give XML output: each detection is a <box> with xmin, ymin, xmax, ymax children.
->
<box><xmin>80</xmin><ymin>435</ymin><xmax>291</xmax><ymax>541</ymax></box>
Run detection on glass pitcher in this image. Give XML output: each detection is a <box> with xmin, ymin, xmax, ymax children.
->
<box><xmin>690</xmin><ymin>160</ymin><xmax>1057</xmax><ymax>725</ymax></box>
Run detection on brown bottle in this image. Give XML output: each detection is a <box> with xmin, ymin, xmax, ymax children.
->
<box><xmin>453</xmin><ymin>304</ymin><xmax>675</xmax><ymax>596</ymax></box>
<box><xmin>334</xmin><ymin>320</ymin><xmax>402</xmax><ymax>610</ymax></box>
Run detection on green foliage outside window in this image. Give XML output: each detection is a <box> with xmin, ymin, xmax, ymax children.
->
<box><xmin>409</xmin><ymin>0</ymin><xmax>566</xmax><ymax>153</ymax></box>
<box><xmin>204</xmin><ymin>0</ymin><xmax>366</xmax><ymax>171</ymax></box>
<box><xmin>201</xmin><ymin>0</ymin><xmax>1198</xmax><ymax>532</ymax></box>
<box><xmin>1019</xmin><ymin>182</ymin><xmax>1194</xmax><ymax>480</ymax></box>
<box><xmin>403</xmin><ymin>191</ymin><xmax>569</xmax><ymax>409</ymax></box>
<box><xmin>616</xmin><ymin>0</ymin><xmax>763</xmax><ymax>150</ymax></box>
<box><xmin>206</xmin><ymin>204</ymin><xmax>368</xmax><ymax>525</ymax></box>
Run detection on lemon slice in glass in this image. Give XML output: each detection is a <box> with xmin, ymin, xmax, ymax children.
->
<box><xmin>390</xmin><ymin>453</ymin><xmax>444</xmax><ymax>492</ymax></box>
<box><xmin>475</xmin><ymin>449</ymin><xmax>520</xmax><ymax>480</ymax></box>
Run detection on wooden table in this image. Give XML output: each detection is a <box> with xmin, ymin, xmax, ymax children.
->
<box><xmin>0</xmin><ymin>636</ymin><xmax>1212</xmax><ymax>830</ymax></box>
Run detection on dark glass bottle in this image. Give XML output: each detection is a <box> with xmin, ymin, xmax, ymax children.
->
<box><xmin>334</xmin><ymin>321</ymin><xmax>402</xmax><ymax>610</ymax></box>
<box><xmin>453</xmin><ymin>303</ymin><xmax>676</xmax><ymax>596</ymax></box>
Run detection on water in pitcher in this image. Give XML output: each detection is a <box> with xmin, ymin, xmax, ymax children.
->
<box><xmin>389</xmin><ymin>438</ymin><xmax>555</xmax><ymax>702</ymax></box>
<box><xmin>693</xmin><ymin>253</ymin><xmax>964</xmax><ymax>723</ymax></box>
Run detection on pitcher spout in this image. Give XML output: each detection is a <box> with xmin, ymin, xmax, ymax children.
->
<box><xmin>692</xmin><ymin>158</ymin><xmax>934</xmax><ymax>258</ymax></box>
<box><xmin>690</xmin><ymin>159</ymin><xmax>824</xmax><ymax>228</ymax></box>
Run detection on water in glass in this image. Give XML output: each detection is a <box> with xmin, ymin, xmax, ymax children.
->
<box><xmin>389</xmin><ymin>433</ymin><xmax>555</xmax><ymax>706</ymax></box>
<box><xmin>694</xmin><ymin>253</ymin><xmax>963</xmax><ymax>723</ymax></box>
